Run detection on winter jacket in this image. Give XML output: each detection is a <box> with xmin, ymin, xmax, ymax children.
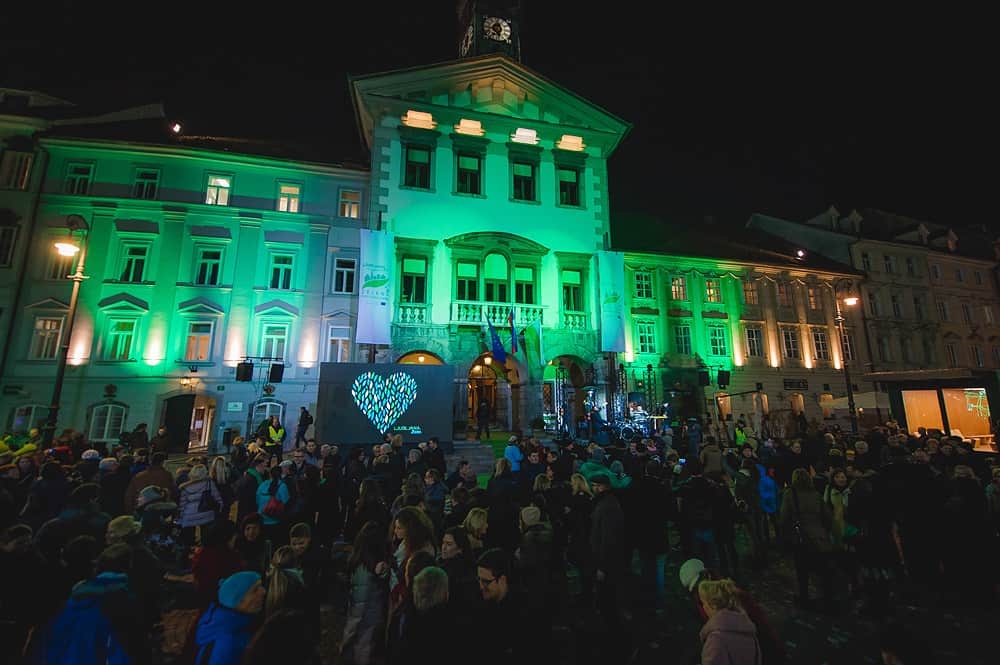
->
<box><xmin>755</xmin><ymin>463</ymin><xmax>778</xmax><ymax>514</ymax></box>
<box><xmin>699</xmin><ymin>608</ymin><xmax>761</xmax><ymax>665</ymax></box>
<box><xmin>193</xmin><ymin>602</ymin><xmax>260</xmax><ymax>665</ymax></box>
<box><xmin>255</xmin><ymin>478</ymin><xmax>291</xmax><ymax>526</ymax></box>
<box><xmin>177</xmin><ymin>478</ymin><xmax>223</xmax><ymax>528</ymax></box>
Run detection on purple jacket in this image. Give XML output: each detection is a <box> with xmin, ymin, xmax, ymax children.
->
<box><xmin>700</xmin><ymin>608</ymin><xmax>761</xmax><ymax>665</ymax></box>
<box><xmin>177</xmin><ymin>478</ymin><xmax>223</xmax><ymax>528</ymax></box>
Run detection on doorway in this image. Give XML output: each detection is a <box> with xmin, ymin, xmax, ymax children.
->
<box><xmin>163</xmin><ymin>393</ymin><xmax>217</xmax><ymax>454</ymax></box>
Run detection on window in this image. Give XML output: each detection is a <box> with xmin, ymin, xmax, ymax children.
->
<box><xmin>483</xmin><ymin>254</ymin><xmax>509</xmax><ymax>302</ymax></box>
<box><xmin>29</xmin><ymin>317</ymin><xmax>63</xmax><ymax>359</ymax></box>
<box><xmin>277</xmin><ymin>183</ymin><xmax>301</xmax><ymax>212</ymax></box>
<box><xmin>812</xmin><ymin>328</ymin><xmax>830</xmax><ymax>361</ymax></box>
<box><xmin>269</xmin><ymin>254</ymin><xmax>293</xmax><ymax>290</ymax></box>
<box><xmin>456</xmin><ymin>261</ymin><xmax>479</xmax><ymax>301</ymax></box>
<box><xmin>913</xmin><ymin>296</ymin><xmax>926</xmax><ymax>321</ymax></box>
<box><xmin>670</xmin><ymin>276</ymin><xmax>687</xmax><ymax>301</ymax></box>
<box><xmin>511</xmin><ymin>160</ymin><xmax>536</xmax><ymax>201</ymax></box>
<box><xmin>0</xmin><ymin>151</ymin><xmax>33</xmax><ymax>190</ymax></box>
<box><xmin>194</xmin><ymin>247</ymin><xmax>222</xmax><ymax>285</ymax></box>
<box><xmin>456</xmin><ymin>153</ymin><xmax>482</xmax><ymax>195</ymax></box>
<box><xmin>9</xmin><ymin>404</ymin><xmax>45</xmax><ymax>434</ymax></box>
<box><xmin>89</xmin><ymin>403</ymin><xmax>127</xmax><ymax>444</ymax></box>
<box><xmin>104</xmin><ymin>320</ymin><xmax>136</xmax><ymax>360</ymax></box>
<box><xmin>705</xmin><ymin>278</ymin><xmax>722</xmax><ymax>303</ymax></box>
<box><xmin>906</xmin><ymin>257</ymin><xmax>916</xmax><ymax>277</ymax></box>
<box><xmin>974</xmin><ymin>271</ymin><xmax>983</xmax><ymax>285</ymax></box>
<box><xmin>205</xmin><ymin>175</ymin><xmax>231</xmax><ymax>206</ymax></box>
<box><xmin>46</xmin><ymin>251</ymin><xmax>73</xmax><ymax>280</ymax></box>
<box><xmin>861</xmin><ymin>252</ymin><xmax>871</xmax><ymax>271</ymax></box>
<box><xmin>883</xmin><ymin>254</ymin><xmax>895</xmax><ymax>273</ymax></box>
<box><xmin>745</xmin><ymin>325</ymin><xmax>764</xmax><ymax>357</ymax></box>
<box><xmin>637</xmin><ymin>322</ymin><xmax>656</xmax><ymax>354</ymax></box>
<box><xmin>184</xmin><ymin>322</ymin><xmax>213</xmax><ymax>361</ymax></box>
<box><xmin>962</xmin><ymin>303</ymin><xmax>973</xmax><ymax>324</ymax></box>
<box><xmin>0</xmin><ymin>226</ymin><xmax>17</xmax><ymax>267</ymax></box>
<box><xmin>339</xmin><ymin>190</ymin><xmax>361</xmax><ymax>218</ymax></box>
<box><xmin>742</xmin><ymin>279</ymin><xmax>758</xmax><ymax>305</ymax></box>
<box><xmin>781</xmin><ymin>327</ymin><xmax>800</xmax><ymax>359</ymax></box>
<box><xmin>807</xmin><ymin>286</ymin><xmax>820</xmax><ymax>310</ymax></box>
<box><xmin>891</xmin><ymin>294</ymin><xmax>902</xmax><ymax>318</ymax></box>
<box><xmin>955</xmin><ymin>268</ymin><xmax>965</xmax><ymax>283</ymax></box>
<box><xmin>327</xmin><ymin>325</ymin><xmax>351</xmax><ymax>362</ymax></box>
<box><xmin>902</xmin><ymin>338</ymin><xmax>915</xmax><ymax>363</ymax></box>
<box><xmin>261</xmin><ymin>324</ymin><xmax>288</xmax><ymax>360</ymax></box>
<box><xmin>673</xmin><ymin>325</ymin><xmax>692</xmax><ymax>355</ymax></box>
<box><xmin>937</xmin><ymin>299</ymin><xmax>950</xmax><ymax>322</ymax></box>
<box><xmin>332</xmin><ymin>258</ymin><xmax>356</xmax><ymax>294</ymax></box>
<box><xmin>634</xmin><ymin>271</ymin><xmax>652</xmax><ymax>299</ymax></box>
<box><xmin>877</xmin><ymin>337</ymin><xmax>892</xmax><ymax>362</ymax></box>
<box><xmin>931</xmin><ymin>264</ymin><xmax>941</xmax><ymax>279</ymax></box>
<box><xmin>64</xmin><ymin>163</ymin><xmax>93</xmax><ymax>195</ymax></box>
<box><xmin>562</xmin><ymin>269</ymin><xmax>582</xmax><ymax>311</ymax></box>
<box><xmin>402</xmin><ymin>257</ymin><xmax>427</xmax><ymax>303</ymax></box>
<box><xmin>868</xmin><ymin>291</ymin><xmax>881</xmax><ymax>317</ymax></box>
<box><xmin>944</xmin><ymin>343</ymin><xmax>958</xmax><ymax>367</ymax></box>
<box><xmin>985</xmin><ymin>305</ymin><xmax>995</xmax><ymax>324</ymax></box>
<box><xmin>514</xmin><ymin>266</ymin><xmax>535</xmax><ymax>304</ymax></box>
<box><xmin>119</xmin><ymin>245</ymin><xmax>148</xmax><ymax>283</ymax></box>
<box><xmin>707</xmin><ymin>325</ymin><xmax>728</xmax><ymax>356</ymax></box>
<box><xmin>841</xmin><ymin>330</ymin><xmax>855</xmax><ymax>362</ymax></box>
<box><xmin>132</xmin><ymin>169</ymin><xmax>159</xmax><ymax>199</ymax></box>
<box><xmin>971</xmin><ymin>345</ymin><xmax>985</xmax><ymax>368</ymax></box>
<box><xmin>777</xmin><ymin>283</ymin><xmax>792</xmax><ymax>307</ymax></box>
<box><xmin>557</xmin><ymin>166</ymin><xmax>581</xmax><ymax>206</ymax></box>
<box><xmin>403</xmin><ymin>145</ymin><xmax>431</xmax><ymax>189</ymax></box>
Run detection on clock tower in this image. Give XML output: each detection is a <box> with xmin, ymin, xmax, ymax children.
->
<box><xmin>457</xmin><ymin>0</ymin><xmax>522</xmax><ymax>61</ymax></box>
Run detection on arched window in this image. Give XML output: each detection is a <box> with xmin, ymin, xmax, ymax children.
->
<box><xmin>483</xmin><ymin>253</ymin><xmax>509</xmax><ymax>303</ymax></box>
<box><xmin>249</xmin><ymin>399</ymin><xmax>285</xmax><ymax>437</ymax></box>
<box><xmin>88</xmin><ymin>402</ymin><xmax>128</xmax><ymax>445</ymax></box>
<box><xmin>8</xmin><ymin>403</ymin><xmax>46</xmax><ymax>433</ymax></box>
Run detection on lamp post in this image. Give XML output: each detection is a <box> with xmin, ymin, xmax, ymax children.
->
<box><xmin>835</xmin><ymin>292</ymin><xmax>859</xmax><ymax>433</ymax></box>
<box><xmin>41</xmin><ymin>215</ymin><xmax>90</xmax><ymax>448</ymax></box>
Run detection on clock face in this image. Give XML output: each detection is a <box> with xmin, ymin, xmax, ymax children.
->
<box><xmin>460</xmin><ymin>24</ymin><xmax>474</xmax><ymax>57</ymax></box>
<box><xmin>483</xmin><ymin>16</ymin><xmax>511</xmax><ymax>42</ymax></box>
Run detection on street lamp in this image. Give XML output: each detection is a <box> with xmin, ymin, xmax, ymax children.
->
<box><xmin>41</xmin><ymin>215</ymin><xmax>90</xmax><ymax>448</ymax></box>
<box><xmin>834</xmin><ymin>290</ymin><xmax>859</xmax><ymax>433</ymax></box>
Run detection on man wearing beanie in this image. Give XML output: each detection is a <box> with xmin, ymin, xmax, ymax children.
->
<box><xmin>193</xmin><ymin>570</ymin><xmax>265</xmax><ymax>664</ymax></box>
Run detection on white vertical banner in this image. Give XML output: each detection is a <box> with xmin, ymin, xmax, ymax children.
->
<box><xmin>356</xmin><ymin>228</ymin><xmax>395</xmax><ymax>345</ymax></box>
<box><xmin>597</xmin><ymin>250</ymin><xmax>626</xmax><ymax>352</ymax></box>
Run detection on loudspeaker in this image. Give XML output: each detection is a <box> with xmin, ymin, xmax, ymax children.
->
<box><xmin>268</xmin><ymin>363</ymin><xmax>285</xmax><ymax>383</ymax></box>
<box><xmin>698</xmin><ymin>370</ymin><xmax>710</xmax><ymax>386</ymax></box>
<box><xmin>235</xmin><ymin>362</ymin><xmax>254</xmax><ymax>382</ymax></box>
<box><xmin>717</xmin><ymin>370</ymin><xmax>731</xmax><ymax>388</ymax></box>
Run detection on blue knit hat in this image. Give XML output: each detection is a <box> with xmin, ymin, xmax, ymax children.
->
<box><xmin>218</xmin><ymin>571</ymin><xmax>261</xmax><ymax>610</ymax></box>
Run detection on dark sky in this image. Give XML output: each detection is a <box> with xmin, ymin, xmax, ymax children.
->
<box><xmin>1</xmin><ymin>3</ymin><xmax>993</xmax><ymax>238</ymax></box>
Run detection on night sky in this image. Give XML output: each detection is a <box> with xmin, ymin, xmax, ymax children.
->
<box><xmin>1</xmin><ymin>3</ymin><xmax>992</xmax><ymax>242</ymax></box>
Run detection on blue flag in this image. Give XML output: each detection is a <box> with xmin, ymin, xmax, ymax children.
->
<box><xmin>508</xmin><ymin>308</ymin><xmax>518</xmax><ymax>353</ymax></box>
<box><xmin>486</xmin><ymin>315</ymin><xmax>506</xmax><ymax>364</ymax></box>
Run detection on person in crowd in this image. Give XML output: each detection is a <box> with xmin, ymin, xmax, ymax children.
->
<box><xmin>388</xmin><ymin>506</ymin><xmax>437</xmax><ymax>612</ymax></box>
<box><xmin>340</xmin><ymin>520</ymin><xmax>390</xmax><ymax>665</ymax></box>
<box><xmin>779</xmin><ymin>467</ymin><xmax>835</xmax><ymax>611</ymax></box>
<box><xmin>124</xmin><ymin>452</ymin><xmax>174</xmax><ymax>514</ymax></box>
<box><xmin>235</xmin><ymin>454</ymin><xmax>269</xmax><ymax>525</ymax></box>
<box><xmin>697</xmin><ymin>578</ymin><xmax>762</xmax><ymax>665</ymax></box>
<box><xmin>476</xmin><ymin>547</ymin><xmax>538</xmax><ymax>665</ymax></box>
<box><xmin>176</xmin><ymin>463</ymin><xmax>223</xmax><ymax>568</ymax></box>
<box><xmin>236</xmin><ymin>512</ymin><xmax>267</xmax><ymax>574</ymax></box>
<box><xmin>345</xmin><ymin>477</ymin><xmax>390</xmax><ymax>543</ymax></box>
<box><xmin>242</xmin><ymin>608</ymin><xmax>323</xmax><ymax>665</ymax></box>
<box><xmin>396</xmin><ymin>566</ymin><xmax>454</xmax><ymax>653</ymax></box>
<box><xmin>294</xmin><ymin>406</ymin><xmax>313</xmax><ymax>449</ymax></box>
<box><xmin>191</xmin><ymin>520</ymin><xmax>243</xmax><ymax>609</ymax></box>
<box><xmin>192</xmin><ymin>570</ymin><xmax>265</xmax><ymax>665</ymax></box>
<box><xmin>105</xmin><ymin>515</ymin><xmax>164</xmax><ymax>630</ymax></box>
<box><xmin>462</xmin><ymin>506</ymin><xmax>489</xmax><ymax>559</ymax></box>
<box><xmin>256</xmin><ymin>465</ymin><xmax>291</xmax><ymax>547</ymax></box>
<box><xmin>264</xmin><ymin>545</ymin><xmax>308</xmax><ymax>618</ymax></box>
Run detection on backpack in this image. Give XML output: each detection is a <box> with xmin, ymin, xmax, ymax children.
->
<box><xmin>262</xmin><ymin>480</ymin><xmax>285</xmax><ymax>518</ymax></box>
<box><xmin>197</xmin><ymin>484</ymin><xmax>220</xmax><ymax>514</ymax></box>
<box><xmin>757</xmin><ymin>464</ymin><xmax>778</xmax><ymax>514</ymax></box>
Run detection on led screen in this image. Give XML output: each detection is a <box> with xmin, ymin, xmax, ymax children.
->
<box><xmin>316</xmin><ymin>363</ymin><xmax>454</xmax><ymax>446</ymax></box>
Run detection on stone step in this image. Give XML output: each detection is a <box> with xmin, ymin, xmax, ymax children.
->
<box><xmin>445</xmin><ymin>441</ymin><xmax>498</xmax><ymax>476</ymax></box>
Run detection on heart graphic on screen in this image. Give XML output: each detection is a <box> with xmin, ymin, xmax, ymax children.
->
<box><xmin>351</xmin><ymin>371</ymin><xmax>419</xmax><ymax>435</ymax></box>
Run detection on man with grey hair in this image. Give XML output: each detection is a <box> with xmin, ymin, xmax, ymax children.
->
<box><xmin>397</xmin><ymin>566</ymin><xmax>457</xmax><ymax>652</ymax></box>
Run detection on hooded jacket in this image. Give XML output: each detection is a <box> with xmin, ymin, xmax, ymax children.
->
<box><xmin>193</xmin><ymin>602</ymin><xmax>259</xmax><ymax>665</ymax></box>
<box><xmin>699</xmin><ymin>608</ymin><xmax>761</xmax><ymax>665</ymax></box>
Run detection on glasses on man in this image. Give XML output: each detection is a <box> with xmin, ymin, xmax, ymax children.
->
<box><xmin>478</xmin><ymin>576</ymin><xmax>498</xmax><ymax>586</ymax></box>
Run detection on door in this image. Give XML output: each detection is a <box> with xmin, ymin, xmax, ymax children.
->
<box><xmin>163</xmin><ymin>394</ymin><xmax>196</xmax><ymax>454</ymax></box>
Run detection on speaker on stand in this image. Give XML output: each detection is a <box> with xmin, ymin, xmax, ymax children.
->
<box><xmin>235</xmin><ymin>362</ymin><xmax>254</xmax><ymax>382</ymax></box>
<box><xmin>268</xmin><ymin>363</ymin><xmax>285</xmax><ymax>383</ymax></box>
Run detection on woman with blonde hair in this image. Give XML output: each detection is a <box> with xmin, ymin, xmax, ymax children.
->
<box><xmin>265</xmin><ymin>544</ymin><xmax>307</xmax><ymax>617</ymax></box>
<box><xmin>208</xmin><ymin>456</ymin><xmax>235</xmax><ymax>520</ymax></box>
<box><xmin>462</xmin><ymin>507</ymin><xmax>489</xmax><ymax>557</ymax></box>
<box><xmin>697</xmin><ymin>578</ymin><xmax>761</xmax><ymax>665</ymax></box>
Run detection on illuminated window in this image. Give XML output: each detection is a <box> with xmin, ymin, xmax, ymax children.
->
<box><xmin>742</xmin><ymin>279</ymin><xmax>758</xmax><ymax>305</ymax></box>
<box><xmin>456</xmin><ymin>261</ymin><xmax>479</xmax><ymax>301</ymax></box>
<box><xmin>104</xmin><ymin>319</ymin><xmax>136</xmax><ymax>361</ymax></box>
<box><xmin>119</xmin><ymin>245</ymin><xmax>149</xmax><ymax>283</ymax></box>
<box><xmin>260</xmin><ymin>324</ymin><xmax>288</xmax><ymax>360</ymax></box>
<box><xmin>64</xmin><ymin>163</ymin><xmax>93</xmax><ymax>195</ymax></box>
<box><xmin>777</xmin><ymin>283</ymin><xmax>793</xmax><ymax>307</ymax></box>
<box><xmin>402</xmin><ymin>257</ymin><xmax>427</xmax><ymax>304</ymax></box>
<box><xmin>707</xmin><ymin>325</ymin><xmax>728</xmax><ymax>356</ymax></box>
<box><xmin>812</xmin><ymin>328</ymin><xmax>830</xmax><ymax>360</ymax></box>
<box><xmin>184</xmin><ymin>322</ymin><xmax>213</xmax><ymax>362</ymax></box>
<box><xmin>634</xmin><ymin>271</ymin><xmax>652</xmax><ymax>299</ymax></box>
<box><xmin>557</xmin><ymin>167</ymin><xmax>581</xmax><ymax>206</ymax></box>
<box><xmin>562</xmin><ymin>269</ymin><xmax>582</xmax><ymax>311</ymax></box>
<box><xmin>277</xmin><ymin>183</ymin><xmax>300</xmax><ymax>213</ymax></box>
<box><xmin>705</xmin><ymin>278</ymin><xmax>722</xmax><ymax>303</ymax></box>
<box><xmin>0</xmin><ymin>151</ymin><xmax>33</xmax><ymax>190</ymax></box>
<box><xmin>670</xmin><ymin>276</ymin><xmax>687</xmax><ymax>301</ymax></box>
<box><xmin>0</xmin><ymin>226</ymin><xmax>15</xmax><ymax>267</ymax></box>
<box><xmin>456</xmin><ymin>153</ymin><xmax>482</xmax><ymax>195</ymax></box>
<box><xmin>637</xmin><ymin>321</ymin><xmax>656</xmax><ymax>354</ymax></box>
<box><xmin>339</xmin><ymin>189</ymin><xmax>361</xmax><ymax>218</ymax></box>
<box><xmin>404</xmin><ymin>146</ymin><xmax>432</xmax><ymax>189</ymax></box>
<box><xmin>205</xmin><ymin>175</ymin><xmax>231</xmax><ymax>206</ymax></box>
<box><xmin>484</xmin><ymin>254</ymin><xmax>509</xmax><ymax>302</ymax></box>
<box><xmin>269</xmin><ymin>254</ymin><xmax>294</xmax><ymax>290</ymax></box>
<box><xmin>29</xmin><ymin>317</ymin><xmax>63</xmax><ymax>359</ymax></box>
<box><xmin>333</xmin><ymin>258</ymin><xmax>356</xmax><ymax>294</ymax></box>
<box><xmin>132</xmin><ymin>169</ymin><xmax>159</xmax><ymax>200</ymax></box>
<box><xmin>514</xmin><ymin>266</ymin><xmax>535</xmax><ymax>305</ymax></box>
<box><xmin>673</xmin><ymin>325</ymin><xmax>692</xmax><ymax>355</ymax></box>
<box><xmin>807</xmin><ymin>286</ymin><xmax>820</xmax><ymax>310</ymax></box>
<box><xmin>781</xmin><ymin>327</ymin><xmax>800</xmax><ymax>359</ymax></box>
<box><xmin>88</xmin><ymin>403</ymin><xmax>127</xmax><ymax>445</ymax></box>
<box><xmin>745</xmin><ymin>325</ymin><xmax>764</xmax><ymax>357</ymax></box>
<box><xmin>327</xmin><ymin>325</ymin><xmax>351</xmax><ymax>362</ymax></box>
<box><xmin>194</xmin><ymin>247</ymin><xmax>222</xmax><ymax>286</ymax></box>
<box><xmin>511</xmin><ymin>160</ymin><xmax>536</xmax><ymax>201</ymax></box>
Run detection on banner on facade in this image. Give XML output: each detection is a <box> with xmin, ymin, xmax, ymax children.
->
<box><xmin>356</xmin><ymin>229</ymin><xmax>395</xmax><ymax>346</ymax></box>
<box><xmin>597</xmin><ymin>250</ymin><xmax>626</xmax><ymax>352</ymax></box>
<box><xmin>486</xmin><ymin>314</ymin><xmax>507</xmax><ymax>364</ymax></box>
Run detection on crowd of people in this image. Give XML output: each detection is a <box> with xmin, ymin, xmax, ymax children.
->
<box><xmin>0</xmin><ymin>413</ymin><xmax>997</xmax><ymax>665</ymax></box>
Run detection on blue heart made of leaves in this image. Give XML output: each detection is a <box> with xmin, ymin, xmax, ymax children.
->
<box><xmin>351</xmin><ymin>371</ymin><xmax>419</xmax><ymax>435</ymax></box>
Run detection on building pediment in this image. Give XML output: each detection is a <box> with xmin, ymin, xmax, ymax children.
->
<box><xmin>97</xmin><ymin>293</ymin><xmax>149</xmax><ymax>312</ymax></box>
<box><xmin>254</xmin><ymin>300</ymin><xmax>299</xmax><ymax>317</ymax></box>
<box><xmin>25</xmin><ymin>297</ymin><xmax>68</xmax><ymax>310</ymax></box>
<box><xmin>444</xmin><ymin>231</ymin><xmax>548</xmax><ymax>257</ymax></box>
<box><xmin>351</xmin><ymin>55</ymin><xmax>631</xmax><ymax>156</ymax></box>
<box><xmin>177</xmin><ymin>297</ymin><xmax>225</xmax><ymax>316</ymax></box>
